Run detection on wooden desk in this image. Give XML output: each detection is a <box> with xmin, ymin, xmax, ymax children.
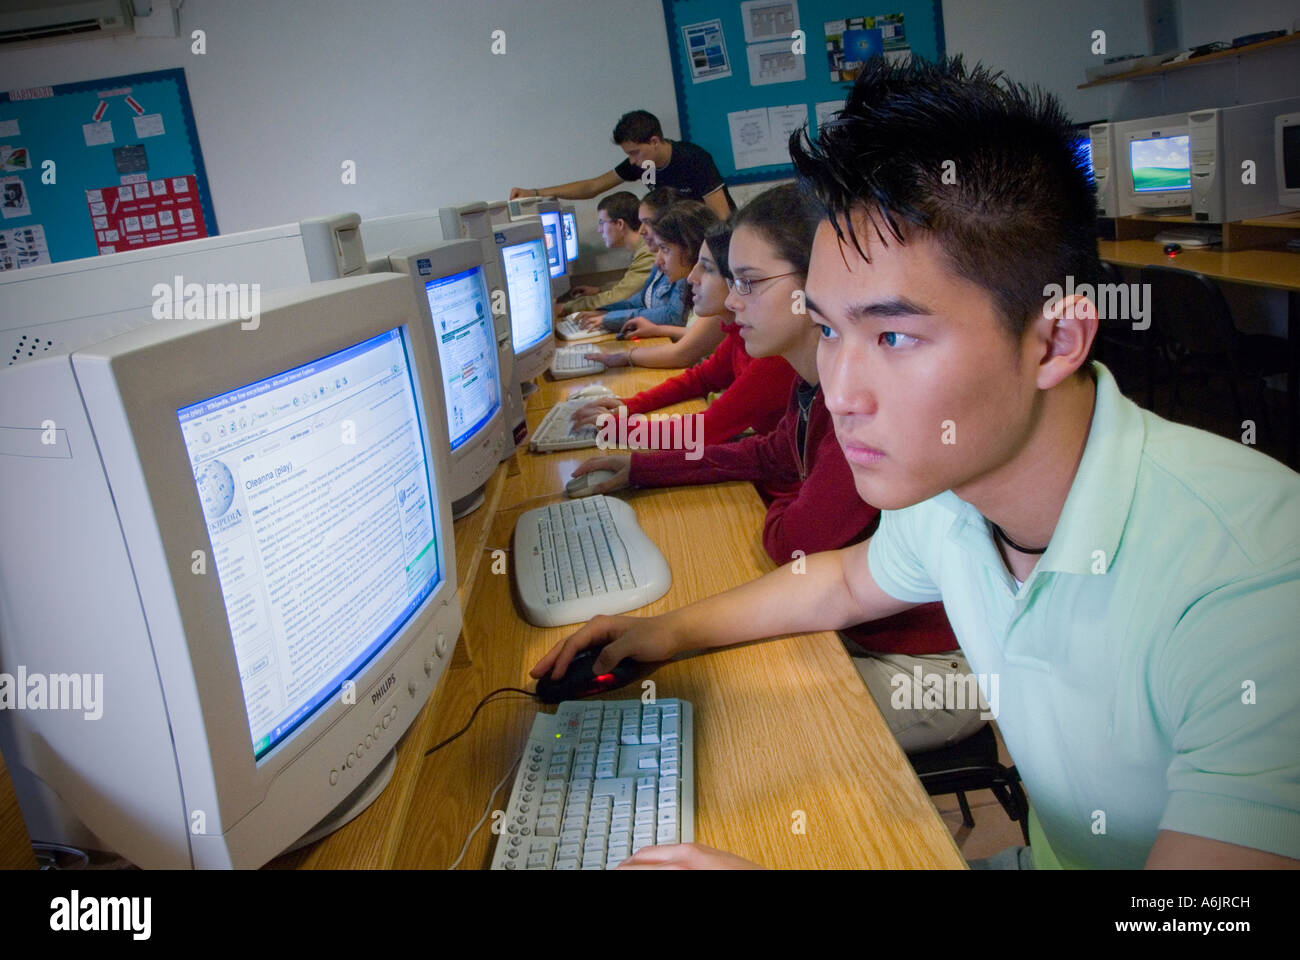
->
<box><xmin>391</xmin><ymin>388</ymin><xmax>964</xmax><ymax>869</ymax></box>
<box><xmin>1098</xmin><ymin>239</ymin><xmax>1300</xmax><ymax>466</ymax></box>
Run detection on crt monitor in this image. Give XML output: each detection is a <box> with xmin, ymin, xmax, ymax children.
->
<box><xmin>386</xmin><ymin>240</ymin><xmax>505</xmax><ymax>519</ymax></box>
<box><xmin>495</xmin><ymin>219</ymin><xmax>555</xmax><ymax>385</ymax></box>
<box><xmin>561</xmin><ymin>207</ymin><xmax>579</xmax><ymax>262</ymax></box>
<box><xmin>1121</xmin><ymin>118</ymin><xmax>1191</xmax><ymax>211</ymax></box>
<box><xmin>0</xmin><ymin>274</ymin><xmax>462</xmax><ymax>868</ymax></box>
<box><xmin>539</xmin><ymin>210</ymin><xmax>566</xmax><ymax>279</ymax></box>
<box><xmin>1277</xmin><ymin>112</ymin><xmax>1300</xmax><ymax>209</ymax></box>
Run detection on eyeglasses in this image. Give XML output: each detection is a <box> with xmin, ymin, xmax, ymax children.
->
<box><xmin>725</xmin><ymin>271</ymin><xmax>798</xmax><ymax>296</ymax></box>
<box><xmin>597</xmin><ymin>218</ymin><xmax>614</xmax><ymax>227</ymax></box>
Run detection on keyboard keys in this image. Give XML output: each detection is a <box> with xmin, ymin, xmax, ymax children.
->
<box><xmin>494</xmin><ymin>700</ymin><xmax>690</xmax><ymax>870</ymax></box>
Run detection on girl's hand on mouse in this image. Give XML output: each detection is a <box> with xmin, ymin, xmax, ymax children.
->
<box><xmin>531</xmin><ymin>612</ymin><xmax>685</xmax><ymax>681</ymax></box>
<box><xmin>571</xmin><ymin>456</ymin><xmax>630</xmax><ymax>494</ymax></box>
<box><xmin>570</xmin><ymin>396</ymin><xmax>621</xmax><ymax>428</ymax></box>
<box><xmin>618</xmin><ymin>317</ymin><xmax>661</xmax><ymax>339</ymax></box>
<box><xmin>615</xmin><ymin>843</ymin><xmax>765</xmax><ymax>870</ymax></box>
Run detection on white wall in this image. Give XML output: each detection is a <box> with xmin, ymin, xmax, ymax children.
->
<box><xmin>0</xmin><ymin>0</ymin><xmax>679</xmax><ymax>271</ymax></box>
<box><xmin>940</xmin><ymin>0</ymin><xmax>1150</xmax><ymax>124</ymax></box>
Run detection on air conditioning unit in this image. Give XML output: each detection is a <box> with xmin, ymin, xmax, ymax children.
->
<box><xmin>0</xmin><ymin>0</ymin><xmax>135</xmax><ymax>48</ymax></box>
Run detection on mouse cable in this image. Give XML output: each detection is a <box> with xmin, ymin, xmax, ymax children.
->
<box><xmin>423</xmin><ymin>687</ymin><xmax>537</xmax><ymax>759</ymax></box>
<box><xmin>447</xmin><ymin>743</ymin><xmax>526</xmax><ymax>870</ymax></box>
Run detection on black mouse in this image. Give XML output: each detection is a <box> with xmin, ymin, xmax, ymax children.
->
<box><xmin>535</xmin><ymin>648</ymin><xmax>645</xmax><ymax>704</ymax></box>
<box><xmin>1163</xmin><ymin>242</ymin><xmax>1181</xmax><ymax>255</ymax></box>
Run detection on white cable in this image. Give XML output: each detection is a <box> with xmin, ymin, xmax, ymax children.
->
<box><xmin>447</xmin><ymin>745</ymin><xmax>525</xmax><ymax>870</ymax></box>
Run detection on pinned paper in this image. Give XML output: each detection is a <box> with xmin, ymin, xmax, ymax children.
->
<box><xmin>728</xmin><ymin>104</ymin><xmax>809</xmax><ymax>169</ymax></box>
<box><xmin>815</xmin><ymin>100</ymin><xmax>845</xmax><ymax>132</ymax></box>
<box><xmin>83</xmin><ymin>121</ymin><xmax>114</xmax><ymax>146</ymax></box>
<box><xmin>134</xmin><ymin>113</ymin><xmax>164</xmax><ymax>138</ymax></box>
<box><xmin>1</xmin><ymin>177</ymin><xmax>32</xmax><ymax>219</ymax></box>
<box><xmin>0</xmin><ymin>119</ymin><xmax>19</xmax><ymax>138</ymax></box>
<box><xmin>747</xmin><ymin>40</ymin><xmax>805</xmax><ymax>86</ymax></box>
<box><xmin>0</xmin><ymin>224</ymin><xmax>50</xmax><ymax>271</ymax></box>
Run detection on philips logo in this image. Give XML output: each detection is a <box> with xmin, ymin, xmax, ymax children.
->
<box><xmin>370</xmin><ymin>673</ymin><xmax>396</xmax><ymax>706</ymax></box>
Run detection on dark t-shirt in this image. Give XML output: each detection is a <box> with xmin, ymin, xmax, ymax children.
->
<box><xmin>614</xmin><ymin>140</ymin><xmax>734</xmax><ymax>211</ymax></box>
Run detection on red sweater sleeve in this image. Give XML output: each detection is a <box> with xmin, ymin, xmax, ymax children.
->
<box><xmin>693</xmin><ymin>354</ymin><xmax>795</xmax><ymax>445</ymax></box>
<box><xmin>623</xmin><ymin>335</ymin><xmax>738</xmax><ymax>417</ymax></box>
<box><xmin>622</xmin><ymin>329</ymin><xmax>796</xmax><ymax>448</ymax></box>
<box><xmin>628</xmin><ymin>382</ymin><xmax>802</xmax><ymax>488</ymax></box>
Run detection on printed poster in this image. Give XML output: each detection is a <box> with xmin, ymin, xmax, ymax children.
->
<box><xmin>682</xmin><ymin>18</ymin><xmax>732</xmax><ymax>83</ymax></box>
<box><xmin>824</xmin><ymin>13</ymin><xmax>908</xmax><ymax>82</ymax></box>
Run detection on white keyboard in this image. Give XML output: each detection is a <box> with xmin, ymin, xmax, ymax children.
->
<box><xmin>513</xmin><ymin>495</ymin><xmax>671</xmax><ymax>627</ymax></box>
<box><xmin>530</xmin><ymin>394</ymin><xmax>612</xmax><ymax>453</ymax></box>
<box><xmin>550</xmin><ymin>344</ymin><xmax>606</xmax><ymax>380</ymax></box>
<box><xmin>556</xmin><ymin>316</ymin><xmax>607</xmax><ymax>342</ymax></box>
<box><xmin>490</xmin><ymin>698</ymin><xmax>694</xmax><ymax>870</ymax></box>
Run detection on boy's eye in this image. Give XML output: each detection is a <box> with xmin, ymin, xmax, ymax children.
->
<box><xmin>880</xmin><ymin>331</ymin><xmax>918</xmax><ymax>347</ymax></box>
<box><xmin>817</xmin><ymin>323</ymin><xmax>836</xmax><ymax>339</ymax></box>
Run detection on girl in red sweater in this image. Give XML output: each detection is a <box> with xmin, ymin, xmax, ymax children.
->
<box><xmin>570</xmin><ymin>183</ymin><xmax>979</xmax><ymax>752</ymax></box>
<box><xmin>568</xmin><ymin>217</ymin><xmax>798</xmax><ymax>449</ymax></box>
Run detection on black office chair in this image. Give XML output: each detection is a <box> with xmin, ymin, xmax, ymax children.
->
<box><xmin>1140</xmin><ymin>264</ymin><xmax>1288</xmax><ymax>440</ymax></box>
<box><xmin>908</xmin><ymin>723</ymin><xmax>1030</xmax><ymax>844</ymax></box>
<box><xmin>1093</xmin><ymin>260</ymin><xmax>1164</xmax><ymax>410</ymax></box>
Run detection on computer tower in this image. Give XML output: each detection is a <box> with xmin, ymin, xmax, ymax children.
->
<box><xmin>1189</xmin><ymin>96</ymin><xmax>1300</xmax><ymax>223</ymax></box>
<box><xmin>1089</xmin><ymin>123</ymin><xmax>1120</xmax><ymax>218</ymax></box>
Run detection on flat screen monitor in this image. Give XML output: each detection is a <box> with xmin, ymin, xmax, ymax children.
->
<box><xmin>562</xmin><ymin>211</ymin><xmax>578</xmax><ymax>262</ymax></box>
<box><xmin>1129</xmin><ymin>133</ymin><xmax>1191</xmax><ymax>193</ymax></box>
<box><xmin>0</xmin><ymin>273</ymin><xmax>462</xmax><ymax>868</ymax></box>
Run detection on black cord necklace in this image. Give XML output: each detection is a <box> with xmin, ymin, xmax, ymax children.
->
<box><xmin>989</xmin><ymin>521</ymin><xmax>1048</xmax><ymax>555</ymax></box>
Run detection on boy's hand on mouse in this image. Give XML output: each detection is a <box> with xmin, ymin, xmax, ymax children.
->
<box><xmin>615</xmin><ymin>843</ymin><xmax>764</xmax><ymax>870</ymax></box>
<box><xmin>531</xmin><ymin>612</ymin><xmax>685</xmax><ymax>681</ymax></box>
<box><xmin>572</xmin><ymin>455</ymin><xmax>630</xmax><ymax>494</ymax></box>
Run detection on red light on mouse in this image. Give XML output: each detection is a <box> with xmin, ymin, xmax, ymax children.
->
<box><xmin>595</xmin><ymin>673</ymin><xmax>614</xmax><ymax>683</ymax></box>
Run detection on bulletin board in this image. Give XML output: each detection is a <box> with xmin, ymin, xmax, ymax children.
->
<box><xmin>660</xmin><ymin>0</ymin><xmax>945</xmax><ymax>183</ymax></box>
<box><xmin>0</xmin><ymin>67</ymin><xmax>217</xmax><ymax>270</ymax></box>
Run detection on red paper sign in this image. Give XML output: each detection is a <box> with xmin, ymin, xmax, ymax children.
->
<box><xmin>85</xmin><ymin>175</ymin><xmax>209</xmax><ymax>255</ymax></box>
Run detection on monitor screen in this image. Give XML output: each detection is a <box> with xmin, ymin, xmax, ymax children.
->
<box><xmin>501</xmin><ymin>238</ymin><xmax>552</xmax><ymax>353</ymax></box>
<box><xmin>423</xmin><ymin>264</ymin><xmax>501</xmax><ymax>451</ymax></box>
<box><xmin>1129</xmin><ymin>134</ymin><xmax>1191</xmax><ymax>192</ymax></box>
<box><xmin>177</xmin><ymin>329</ymin><xmax>442</xmax><ymax>761</ymax></box>
<box><xmin>562</xmin><ymin>212</ymin><xmax>578</xmax><ymax>261</ymax></box>
<box><xmin>1284</xmin><ymin>124</ymin><xmax>1300</xmax><ymax>190</ymax></box>
<box><xmin>540</xmin><ymin>211</ymin><xmax>565</xmax><ymax>277</ymax></box>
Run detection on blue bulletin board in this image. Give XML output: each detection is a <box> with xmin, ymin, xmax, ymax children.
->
<box><xmin>0</xmin><ymin>68</ymin><xmax>217</xmax><ymax>270</ymax></box>
<box><xmin>660</xmin><ymin>0</ymin><xmax>945</xmax><ymax>183</ymax></box>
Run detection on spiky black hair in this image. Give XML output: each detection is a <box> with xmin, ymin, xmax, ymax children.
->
<box><xmin>790</xmin><ymin>55</ymin><xmax>1102</xmax><ymax>340</ymax></box>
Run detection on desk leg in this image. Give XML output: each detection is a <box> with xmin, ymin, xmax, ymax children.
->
<box><xmin>1291</xmin><ymin>292</ymin><xmax>1298</xmax><ymax>470</ymax></box>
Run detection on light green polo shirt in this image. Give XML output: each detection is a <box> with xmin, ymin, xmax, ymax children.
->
<box><xmin>868</xmin><ymin>362</ymin><xmax>1300</xmax><ymax>868</ymax></box>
